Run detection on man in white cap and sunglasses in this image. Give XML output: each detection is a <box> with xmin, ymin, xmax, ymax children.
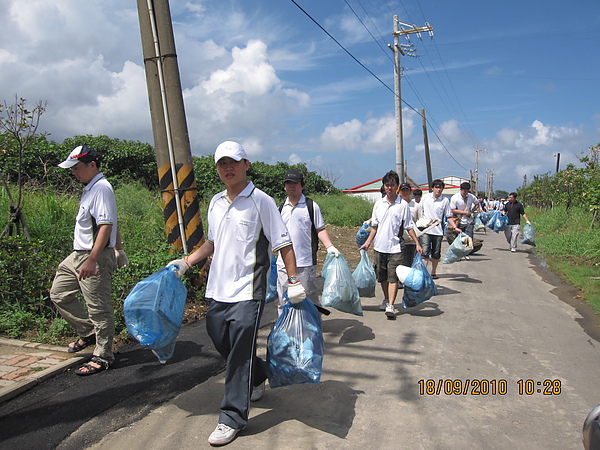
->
<box><xmin>167</xmin><ymin>141</ymin><xmax>305</xmax><ymax>446</ymax></box>
<box><xmin>50</xmin><ymin>144</ymin><xmax>127</xmax><ymax>376</ymax></box>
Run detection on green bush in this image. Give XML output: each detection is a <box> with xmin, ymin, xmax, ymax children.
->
<box><xmin>0</xmin><ymin>183</ymin><xmax>202</xmax><ymax>342</ymax></box>
<box><xmin>0</xmin><ymin>236</ymin><xmax>62</xmax><ymax>337</ymax></box>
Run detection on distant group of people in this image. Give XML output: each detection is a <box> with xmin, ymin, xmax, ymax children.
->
<box><xmin>360</xmin><ymin>174</ymin><xmax>532</xmax><ymax>318</ymax></box>
<box><xmin>49</xmin><ymin>141</ymin><xmax>531</xmax><ymax>446</ymax></box>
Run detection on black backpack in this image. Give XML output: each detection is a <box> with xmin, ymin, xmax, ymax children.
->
<box><xmin>279</xmin><ymin>197</ymin><xmax>319</xmax><ymax>265</ymax></box>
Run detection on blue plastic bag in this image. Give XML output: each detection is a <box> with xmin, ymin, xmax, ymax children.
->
<box><xmin>267</xmin><ymin>297</ymin><xmax>324</xmax><ymax>388</ymax></box>
<box><xmin>321</xmin><ymin>253</ymin><xmax>363</xmax><ymax>316</ymax></box>
<box><xmin>486</xmin><ymin>211</ymin><xmax>509</xmax><ymax>233</ymax></box>
<box><xmin>442</xmin><ymin>232</ymin><xmax>473</xmax><ymax>264</ymax></box>
<box><xmin>474</xmin><ymin>214</ymin><xmax>485</xmax><ymax>230</ymax></box>
<box><xmin>321</xmin><ymin>252</ymin><xmax>336</xmax><ymax>280</ymax></box>
<box><xmin>265</xmin><ymin>255</ymin><xmax>278</xmax><ymax>303</ymax></box>
<box><xmin>479</xmin><ymin>211</ymin><xmax>492</xmax><ymax>224</ymax></box>
<box><xmin>402</xmin><ymin>253</ymin><xmax>438</xmax><ymax>308</ymax></box>
<box><xmin>352</xmin><ymin>250</ymin><xmax>376</xmax><ymax>297</ymax></box>
<box><xmin>355</xmin><ymin>222</ymin><xmax>371</xmax><ymax>247</ymax></box>
<box><xmin>124</xmin><ymin>266</ymin><xmax>187</xmax><ymax>363</ymax></box>
<box><xmin>521</xmin><ymin>223</ymin><xmax>536</xmax><ymax>246</ymax></box>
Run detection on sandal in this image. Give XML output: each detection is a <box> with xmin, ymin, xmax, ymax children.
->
<box><xmin>75</xmin><ymin>356</ymin><xmax>110</xmax><ymax>376</ymax></box>
<box><xmin>68</xmin><ymin>335</ymin><xmax>96</xmax><ymax>353</ymax></box>
<box><xmin>431</xmin><ymin>274</ymin><xmax>439</xmax><ymax>279</ymax></box>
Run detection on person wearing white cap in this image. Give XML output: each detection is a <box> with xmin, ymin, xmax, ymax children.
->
<box><xmin>167</xmin><ymin>141</ymin><xmax>305</xmax><ymax>446</ymax></box>
<box><xmin>50</xmin><ymin>144</ymin><xmax>127</xmax><ymax>376</ymax></box>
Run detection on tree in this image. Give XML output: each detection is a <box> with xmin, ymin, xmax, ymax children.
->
<box><xmin>0</xmin><ymin>95</ymin><xmax>47</xmax><ymax>239</ymax></box>
<box><xmin>494</xmin><ymin>189</ymin><xmax>509</xmax><ymax>200</ymax></box>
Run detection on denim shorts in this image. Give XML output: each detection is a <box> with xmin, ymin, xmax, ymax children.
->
<box><xmin>421</xmin><ymin>233</ymin><xmax>443</xmax><ymax>260</ymax></box>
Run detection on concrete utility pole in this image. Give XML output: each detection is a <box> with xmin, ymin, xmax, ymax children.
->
<box><xmin>485</xmin><ymin>169</ymin><xmax>495</xmax><ymax>199</ymax></box>
<box><xmin>391</xmin><ymin>17</ymin><xmax>433</xmax><ymax>184</ymax></box>
<box><xmin>421</xmin><ymin>109</ymin><xmax>433</xmax><ymax>191</ymax></box>
<box><xmin>137</xmin><ymin>0</ymin><xmax>204</xmax><ymax>256</ymax></box>
<box><xmin>474</xmin><ymin>145</ymin><xmax>487</xmax><ymax>194</ymax></box>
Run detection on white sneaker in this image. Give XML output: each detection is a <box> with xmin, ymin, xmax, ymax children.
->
<box><xmin>510</xmin><ymin>248</ymin><xmax>517</xmax><ymax>253</ymax></box>
<box><xmin>464</xmin><ymin>255</ymin><xmax>470</xmax><ymax>260</ymax></box>
<box><xmin>385</xmin><ymin>304</ymin><xmax>395</xmax><ymax>318</ymax></box>
<box><xmin>380</xmin><ymin>299</ymin><xmax>389</xmax><ymax>311</ymax></box>
<box><xmin>250</xmin><ymin>381</ymin><xmax>265</xmax><ymax>402</ymax></box>
<box><xmin>208</xmin><ymin>423</ymin><xmax>239</xmax><ymax>446</ymax></box>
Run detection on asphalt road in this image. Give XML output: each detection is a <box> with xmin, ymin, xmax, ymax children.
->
<box><xmin>1</xmin><ymin>229</ymin><xmax>599</xmax><ymax>449</ymax></box>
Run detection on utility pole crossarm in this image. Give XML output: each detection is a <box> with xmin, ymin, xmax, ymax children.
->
<box><xmin>393</xmin><ymin>22</ymin><xmax>434</xmax><ymax>39</ymax></box>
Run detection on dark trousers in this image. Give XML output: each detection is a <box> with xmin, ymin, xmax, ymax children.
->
<box><xmin>403</xmin><ymin>244</ymin><xmax>416</xmax><ymax>267</ymax></box>
<box><xmin>206</xmin><ymin>299</ymin><xmax>268</xmax><ymax>429</ymax></box>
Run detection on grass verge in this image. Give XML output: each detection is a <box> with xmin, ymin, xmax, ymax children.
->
<box><xmin>528</xmin><ymin>206</ymin><xmax>600</xmax><ymax>314</ymax></box>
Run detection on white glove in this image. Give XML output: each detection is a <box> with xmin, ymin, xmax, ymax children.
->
<box><xmin>115</xmin><ymin>249</ymin><xmax>129</xmax><ymax>268</ymax></box>
<box><xmin>326</xmin><ymin>245</ymin><xmax>340</xmax><ymax>257</ymax></box>
<box><xmin>526</xmin><ymin>221</ymin><xmax>531</xmax><ymax>225</ymax></box>
<box><xmin>287</xmin><ymin>281</ymin><xmax>306</xmax><ymax>304</ymax></box>
<box><xmin>167</xmin><ymin>258</ymin><xmax>190</xmax><ymax>278</ymax></box>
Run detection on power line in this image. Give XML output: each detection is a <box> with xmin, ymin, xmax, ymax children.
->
<box><xmin>288</xmin><ymin>0</ymin><xmax>395</xmax><ymax>97</ymax></box>
<box><xmin>289</xmin><ymin>0</ymin><xmax>471</xmax><ymax>173</ymax></box>
<box><xmin>343</xmin><ymin>0</ymin><xmax>393</xmax><ymax>65</ymax></box>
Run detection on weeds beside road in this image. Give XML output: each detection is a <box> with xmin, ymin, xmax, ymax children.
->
<box><xmin>527</xmin><ymin>206</ymin><xmax>600</xmax><ymax>313</ymax></box>
<box><xmin>0</xmin><ymin>181</ymin><xmax>598</xmax><ymax>347</ymax></box>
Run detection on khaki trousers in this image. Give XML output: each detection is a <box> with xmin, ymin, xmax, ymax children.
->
<box><xmin>50</xmin><ymin>248</ymin><xmax>116</xmax><ymax>363</ymax></box>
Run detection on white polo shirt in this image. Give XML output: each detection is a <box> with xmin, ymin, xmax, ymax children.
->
<box><xmin>449</xmin><ymin>192</ymin><xmax>479</xmax><ymax>225</ymax></box>
<box><xmin>278</xmin><ymin>194</ymin><xmax>325</xmax><ymax>268</ymax></box>
<box><xmin>371</xmin><ymin>195</ymin><xmax>414</xmax><ymax>254</ymax></box>
<box><xmin>206</xmin><ymin>182</ymin><xmax>292</xmax><ymax>303</ymax></box>
<box><xmin>420</xmin><ymin>193</ymin><xmax>451</xmax><ymax>236</ymax></box>
<box><xmin>73</xmin><ymin>173</ymin><xmax>117</xmax><ymax>250</ymax></box>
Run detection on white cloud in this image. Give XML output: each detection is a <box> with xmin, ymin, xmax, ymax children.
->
<box><xmin>55</xmin><ymin>61</ymin><xmax>150</xmax><ymax>140</ymax></box>
<box><xmin>182</xmin><ymin>39</ymin><xmax>311</xmax><ymax>156</ymax></box>
<box><xmin>203</xmin><ymin>40</ymin><xmax>278</xmax><ymax>95</ymax></box>
<box><xmin>319</xmin><ymin>116</ymin><xmax>389</xmax><ymax>153</ymax></box>
<box><xmin>318</xmin><ymin>108</ymin><xmax>417</xmax><ymax>154</ymax></box>
<box><xmin>514</xmin><ymin>120</ymin><xmax>582</xmax><ymax>149</ymax></box>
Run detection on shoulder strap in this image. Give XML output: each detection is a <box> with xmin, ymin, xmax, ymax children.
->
<box><xmin>305</xmin><ymin>197</ymin><xmax>319</xmax><ymax>265</ymax></box>
<box><xmin>278</xmin><ymin>197</ymin><xmax>319</xmax><ymax>265</ymax></box>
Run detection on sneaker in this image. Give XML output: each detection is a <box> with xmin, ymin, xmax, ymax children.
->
<box><xmin>510</xmin><ymin>248</ymin><xmax>517</xmax><ymax>253</ymax></box>
<box><xmin>250</xmin><ymin>381</ymin><xmax>265</xmax><ymax>402</ymax></box>
<box><xmin>208</xmin><ymin>423</ymin><xmax>239</xmax><ymax>446</ymax></box>
<box><xmin>385</xmin><ymin>304</ymin><xmax>396</xmax><ymax>319</ymax></box>
<box><xmin>379</xmin><ymin>299</ymin><xmax>389</xmax><ymax>311</ymax></box>
<box><xmin>464</xmin><ymin>255</ymin><xmax>470</xmax><ymax>260</ymax></box>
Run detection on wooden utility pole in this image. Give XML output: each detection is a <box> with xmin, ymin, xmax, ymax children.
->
<box><xmin>136</xmin><ymin>0</ymin><xmax>204</xmax><ymax>257</ymax></box>
<box><xmin>421</xmin><ymin>109</ymin><xmax>433</xmax><ymax>191</ymax></box>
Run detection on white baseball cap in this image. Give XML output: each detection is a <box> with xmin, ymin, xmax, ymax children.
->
<box><xmin>214</xmin><ymin>141</ymin><xmax>248</xmax><ymax>164</ymax></box>
<box><xmin>58</xmin><ymin>145</ymin><xmax>99</xmax><ymax>169</ymax></box>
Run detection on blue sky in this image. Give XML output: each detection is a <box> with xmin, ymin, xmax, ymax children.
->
<box><xmin>1</xmin><ymin>0</ymin><xmax>598</xmax><ymax>192</ymax></box>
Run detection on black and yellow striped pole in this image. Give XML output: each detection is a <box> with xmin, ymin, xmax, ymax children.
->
<box><xmin>137</xmin><ymin>0</ymin><xmax>205</xmax><ymax>260</ymax></box>
<box><xmin>158</xmin><ymin>161</ymin><xmax>204</xmax><ymax>252</ymax></box>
